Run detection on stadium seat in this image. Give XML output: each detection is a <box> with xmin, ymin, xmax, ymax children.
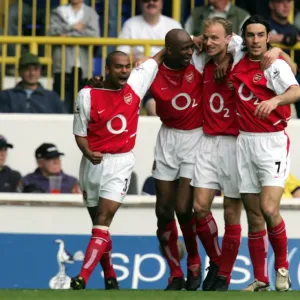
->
<box><xmin>93</xmin><ymin>57</ymin><xmax>102</xmax><ymax>76</ymax></box>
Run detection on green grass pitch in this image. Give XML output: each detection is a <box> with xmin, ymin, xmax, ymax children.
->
<box><xmin>1</xmin><ymin>290</ymin><xmax>300</xmax><ymax>300</ymax></box>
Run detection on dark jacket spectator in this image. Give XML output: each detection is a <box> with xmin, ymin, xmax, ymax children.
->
<box><xmin>185</xmin><ymin>0</ymin><xmax>249</xmax><ymax>36</ymax></box>
<box><xmin>22</xmin><ymin>143</ymin><xmax>80</xmax><ymax>193</ymax></box>
<box><xmin>0</xmin><ymin>52</ymin><xmax>64</xmax><ymax>113</ymax></box>
<box><xmin>0</xmin><ymin>135</ymin><xmax>21</xmax><ymax>192</ymax></box>
<box><xmin>22</xmin><ymin>168</ymin><xmax>78</xmax><ymax>193</ymax></box>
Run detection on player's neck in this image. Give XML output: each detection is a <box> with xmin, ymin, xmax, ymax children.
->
<box><xmin>143</xmin><ymin>14</ymin><xmax>160</xmax><ymax>26</ymax></box>
<box><xmin>271</xmin><ymin>13</ymin><xmax>289</xmax><ymax>25</ymax></box>
<box><xmin>103</xmin><ymin>80</ymin><xmax>121</xmax><ymax>90</ymax></box>
<box><xmin>248</xmin><ymin>52</ymin><xmax>265</xmax><ymax>61</ymax></box>
<box><xmin>163</xmin><ymin>58</ymin><xmax>185</xmax><ymax>70</ymax></box>
<box><xmin>212</xmin><ymin>49</ymin><xmax>227</xmax><ymax>65</ymax></box>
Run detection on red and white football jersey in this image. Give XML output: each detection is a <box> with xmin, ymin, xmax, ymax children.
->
<box><xmin>150</xmin><ymin>57</ymin><xmax>204</xmax><ymax>130</ymax></box>
<box><xmin>230</xmin><ymin>55</ymin><xmax>298</xmax><ymax>132</ymax></box>
<box><xmin>202</xmin><ymin>60</ymin><xmax>239</xmax><ymax>136</ymax></box>
<box><xmin>73</xmin><ymin>59</ymin><xmax>158</xmax><ymax>153</ymax></box>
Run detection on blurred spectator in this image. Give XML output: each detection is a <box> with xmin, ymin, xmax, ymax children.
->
<box><xmin>22</xmin><ymin>143</ymin><xmax>80</xmax><ymax>194</ymax></box>
<box><xmin>142</xmin><ymin>175</ymin><xmax>155</xmax><ymax>195</ymax></box>
<box><xmin>236</xmin><ymin>0</ymin><xmax>270</xmax><ymax>18</ymax></box>
<box><xmin>0</xmin><ymin>135</ymin><xmax>21</xmax><ymax>193</ymax></box>
<box><xmin>0</xmin><ymin>52</ymin><xmax>64</xmax><ymax>113</ymax></box>
<box><xmin>143</xmin><ymin>91</ymin><xmax>157</xmax><ymax>116</ymax></box>
<box><xmin>49</xmin><ymin>0</ymin><xmax>100</xmax><ymax>113</ymax></box>
<box><xmin>268</xmin><ymin>0</ymin><xmax>300</xmax><ymax>118</ymax></box>
<box><xmin>185</xmin><ymin>0</ymin><xmax>249</xmax><ymax>36</ymax></box>
<box><xmin>268</xmin><ymin>0</ymin><xmax>299</xmax><ymax>46</ymax></box>
<box><xmin>6</xmin><ymin>1</ymin><xmax>45</xmax><ymax>75</ymax></box>
<box><xmin>127</xmin><ymin>171</ymin><xmax>138</xmax><ymax>195</ymax></box>
<box><xmin>117</xmin><ymin>0</ymin><xmax>182</xmax><ymax>62</ymax></box>
<box><xmin>283</xmin><ymin>173</ymin><xmax>300</xmax><ymax>198</ymax></box>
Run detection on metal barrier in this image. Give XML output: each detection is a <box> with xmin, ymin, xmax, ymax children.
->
<box><xmin>0</xmin><ymin>36</ymin><xmax>164</xmax><ymax>102</ymax></box>
<box><xmin>0</xmin><ymin>0</ymin><xmax>181</xmax><ymax>39</ymax></box>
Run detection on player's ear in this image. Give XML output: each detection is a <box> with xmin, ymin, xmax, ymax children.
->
<box><xmin>105</xmin><ymin>65</ymin><xmax>110</xmax><ymax>76</ymax></box>
<box><xmin>267</xmin><ymin>32</ymin><xmax>270</xmax><ymax>44</ymax></box>
<box><xmin>225</xmin><ymin>35</ymin><xmax>232</xmax><ymax>45</ymax></box>
<box><xmin>165</xmin><ymin>46</ymin><xmax>172</xmax><ymax>55</ymax></box>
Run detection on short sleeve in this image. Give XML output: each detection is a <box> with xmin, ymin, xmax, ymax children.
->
<box><xmin>73</xmin><ymin>88</ymin><xmax>91</xmax><ymax>136</ymax></box>
<box><xmin>264</xmin><ymin>59</ymin><xmax>299</xmax><ymax>95</ymax></box>
<box><xmin>191</xmin><ymin>52</ymin><xmax>208</xmax><ymax>74</ymax></box>
<box><xmin>228</xmin><ymin>35</ymin><xmax>245</xmax><ymax>69</ymax></box>
<box><xmin>127</xmin><ymin>59</ymin><xmax>158</xmax><ymax>99</ymax></box>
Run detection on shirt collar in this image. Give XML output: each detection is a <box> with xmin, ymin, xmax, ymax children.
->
<box><xmin>13</xmin><ymin>82</ymin><xmax>46</xmax><ymax>95</ymax></box>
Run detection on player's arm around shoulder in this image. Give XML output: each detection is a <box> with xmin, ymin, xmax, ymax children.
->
<box><xmin>128</xmin><ymin>50</ymin><xmax>163</xmax><ymax>99</ymax></box>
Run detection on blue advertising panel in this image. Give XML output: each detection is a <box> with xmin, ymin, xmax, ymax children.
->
<box><xmin>0</xmin><ymin>233</ymin><xmax>300</xmax><ymax>290</ymax></box>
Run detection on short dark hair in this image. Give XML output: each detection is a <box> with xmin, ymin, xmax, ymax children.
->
<box><xmin>241</xmin><ymin>15</ymin><xmax>272</xmax><ymax>51</ymax></box>
<box><xmin>105</xmin><ymin>51</ymin><xmax>128</xmax><ymax>67</ymax></box>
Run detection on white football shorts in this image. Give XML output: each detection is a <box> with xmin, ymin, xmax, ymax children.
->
<box><xmin>237</xmin><ymin>131</ymin><xmax>290</xmax><ymax>193</ymax></box>
<box><xmin>79</xmin><ymin>151</ymin><xmax>135</xmax><ymax>207</ymax></box>
<box><xmin>191</xmin><ymin>134</ymin><xmax>240</xmax><ymax>198</ymax></box>
<box><xmin>152</xmin><ymin>124</ymin><xmax>203</xmax><ymax>181</ymax></box>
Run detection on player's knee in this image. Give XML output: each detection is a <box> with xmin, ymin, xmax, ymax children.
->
<box><xmin>224</xmin><ymin>200</ymin><xmax>242</xmax><ymax>225</ymax></box>
<box><xmin>193</xmin><ymin>201</ymin><xmax>210</xmax><ymax>219</ymax></box>
<box><xmin>176</xmin><ymin>211</ymin><xmax>192</xmax><ymax>224</ymax></box>
<box><xmin>224</xmin><ymin>207</ymin><xmax>240</xmax><ymax>225</ymax></box>
<box><xmin>156</xmin><ymin>204</ymin><xmax>174</xmax><ymax>225</ymax></box>
<box><xmin>247</xmin><ymin>212</ymin><xmax>265</xmax><ymax>232</ymax></box>
<box><xmin>261</xmin><ymin>205</ymin><xmax>280</xmax><ymax>222</ymax></box>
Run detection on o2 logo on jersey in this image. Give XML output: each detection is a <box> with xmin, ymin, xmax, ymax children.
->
<box><xmin>209</xmin><ymin>93</ymin><xmax>230</xmax><ymax>118</ymax></box>
<box><xmin>238</xmin><ymin>83</ymin><xmax>260</xmax><ymax>105</ymax></box>
<box><xmin>185</xmin><ymin>71</ymin><xmax>194</xmax><ymax>83</ymax></box>
<box><xmin>124</xmin><ymin>93</ymin><xmax>133</xmax><ymax>105</ymax></box>
<box><xmin>253</xmin><ymin>73</ymin><xmax>262</xmax><ymax>83</ymax></box>
<box><xmin>107</xmin><ymin>114</ymin><xmax>127</xmax><ymax>134</ymax></box>
<box><xmin>171</xmin><ymin>93</ymin><xmax>198</xmax><ymax>111</ymax></box>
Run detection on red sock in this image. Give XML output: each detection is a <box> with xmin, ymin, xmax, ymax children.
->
<box><xmin>157</xmin><ymin>219</ymin><xmax>184</xmax><ymax>278</ymax></box>
<box><xmin>218</xmin><ymin>224</ymin><xmax>242</xmax><ymax>283</ymax></box>
<box><xmin>268</xmin><ymin>219</ymin><xmax>289</xmax><ymax>271</ymax></box>
<box><xmin>195</xmin><ymin>212</ymin><xmax>221</xmax><ymax>265</ymax></box>
<box><xmin>248</xmin><ymin>229</ymin><xmax>269</xmax><ymax>283</ymax></box>
<box><xmin>100</xmin><ymin>232</ymin><xmax>116</xmax><ymax>279</ymax></box>
<box><xmin>179</xmin><ymin>217</ymin><xmax>201</xmax><ymax>267</ymax></box>
<box><xmin>79</xmin><ymin>227</ymin><xmax>109</xmax><ymax>283</ymax></box>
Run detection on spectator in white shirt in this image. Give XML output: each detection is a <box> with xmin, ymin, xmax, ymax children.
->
<box><xmin>49</xmin><ymin>0</ymin><xmax>100</xmax><ymax>113</ymax></box>
<box><xmin>117</xmin><ymin>0</ymin><xmax>182</xmax><ymax>62</ymax></box>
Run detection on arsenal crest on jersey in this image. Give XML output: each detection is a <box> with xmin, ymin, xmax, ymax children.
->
<box><xmin>253</xmin><ymin>73</ymin><xmax>262</xmax><ymax>82</ymax></box>
<box><xmin>185</xmin><ymin>71</ymin><xmax>194</xmax><ymax>83</ymax></box>
<box><xmin>124</xmin><ymin>93</ymin><xmax>133</xmax><ymax>105</ymax></box>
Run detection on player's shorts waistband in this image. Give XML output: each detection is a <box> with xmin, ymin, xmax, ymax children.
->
<box><xmin>162</xmin><ymin>124</ymin><xmax>203</xmax><ymax>134</ymax></box>
<box><xmin>103</xmin><ymin>151</ymin><xmax>133</xmax><ymax>158</ymax></box>
<box><xmin>239</xmin><ymin>130</ymin><xmax>285</xmax><ymax>137</ymax></box>
<box><xmin>204</xmin><ymin>134</ymin><xmax>237</xmax><ymax>140</ymax></box>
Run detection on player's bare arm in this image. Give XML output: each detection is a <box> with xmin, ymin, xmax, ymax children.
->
<box><xmin>214</xmin><ymin>54</ymin><xmax>232</xmax><ymax>81</ymax></box>
<box><xmin>75</xmin><ymin>135</ymin><xmax>103</xmax><ymax>165</ymax></box>
<box><xmin>255</xmin><ymin>86</ymin><xmax>300</xmax><ymax>119</ymax></box>
<box><xmin>261</xmin><ymin>48</ymin><xmax>297</xmax><ymax>74</ymax></box>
